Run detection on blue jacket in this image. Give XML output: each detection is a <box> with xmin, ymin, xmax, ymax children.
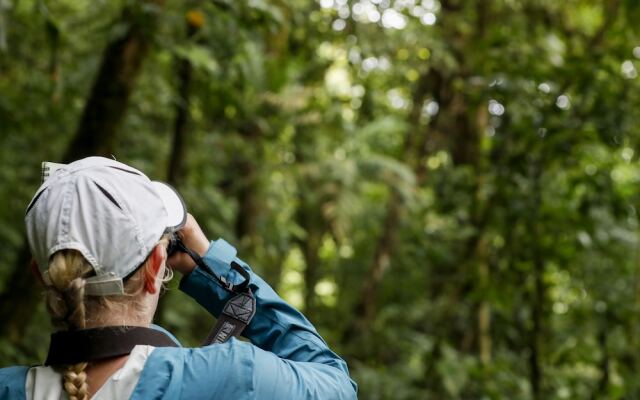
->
<box><xmin>0</xmin><ymin>239</ymin><xmax>358</xmax><ymax>399</ymax></box>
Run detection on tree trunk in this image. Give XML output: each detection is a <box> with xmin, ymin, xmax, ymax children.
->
<box><xmin>291</xmin><ymin>124</ymin><xmax>327</xmax><ymax>320</ymax></box>
<box><xmin>64</xmin><ymin>3</ymin><xmax>160</xmax><ymax>162</ymax></box>
<box><xmin>530</xmin><ymin>231</ymin><xmax>544</xmax><ymax>400</ymax></box>
<box><xmin>299</xmin><ymin>206</ymin><xmax>324</xmax><ymax>320</ymax></box>
<box><xmin>45</xmin><ymin>19</ymin><xmax>61</xmax><ymax>102</ymax></box>
<box><xmin>353</xmin><ymin>191</ymin><xmax>402</xmax><ymax>326</ymax></box>
<box><xmin>629</xmin><ymin>229</ymin><xmax>640</xmax><ymax>397</ymax></box>
<box><xmin>156</xmin><ymin>11</ymin><xmax>202</xmax><ymax>326</ymax></box>
<box><xmin>477</xmin><ymin>239</ymin><xmax>492</xmax><ymax>366</ymax></box>
<box><xmin>167</xmin><ymin>10</ymin><xmax>202</xmax><ymax>186</ymax></box>
<box><xmin>0</xmin><ymin>1</ymin><xmax>160</xmax><ymax>344</ymax></box>
<box><xmin>529</xmin><ymin>161</ymin><xmax>545</xmax><ymax>400</ymax></box>
<box><xmin>346</xmin><ymin>70</ymin><xmax>437</xmax><ymax>338</ymax></box>
<box><xmin>232</xmin><ymin>119</ymin><xmax>264</xmax><ymax>256</ymax></box>
<box><xmin>594</xmin><ymin>322</ymin><xmax>609</xmax><ymax>399</ymax></box>
<box><xmin>0</xmin><ymin>245</ymin><xmax>37</xmax><ymax>343</ymax></box>
<box><xmin>467</xmin><ymin>106</ymin><xmax>491</xmax><ymax>365</ymax></box>
<box><xmin>234</xmin><ymin>158</ymin><xmax>260</xmax><ymax>242</ymax></box>
<box><xmin>166</xmin><ymin>50</ymin><xmax>193</xmax><ymax>186</ymax></box>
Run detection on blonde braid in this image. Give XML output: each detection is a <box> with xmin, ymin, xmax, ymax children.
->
<box><xmin>44</xmin><ymin>236</ymin><xmax>171</xmax><ymax>400</ymax></box>
<box><xmin>46</xmin><ymin>251</ymin><xmax>92</xmax><ymax>400</ymax></box>
<box><xmin>63</xmin><ymin>362</ymin><xmax>89</xmax><ymax>400</ymax></box>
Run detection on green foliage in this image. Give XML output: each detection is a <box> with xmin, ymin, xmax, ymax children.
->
<box><xmin>2</xmin><ymin>0</ymin><xmax>640</xmax><ymax>399</ymax></box>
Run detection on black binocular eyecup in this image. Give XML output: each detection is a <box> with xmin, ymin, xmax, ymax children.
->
<box><xmin>166</xmin><ymin>233</ymin><xmax>182</xmax><ymax>256</ymax></box>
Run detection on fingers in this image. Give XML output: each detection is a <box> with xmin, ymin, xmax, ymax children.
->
<box><xmin>167</xmin><ymin>213</ymin><xmax>210</xmax><ymax>275</ymax></box>
<box><xmin>180</xmin><ymin>214</ymin><xmax>210</xmax><ymax>256</ymax></box>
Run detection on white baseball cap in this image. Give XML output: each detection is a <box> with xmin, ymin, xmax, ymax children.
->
<box><xmin>24</xmin><ymin>156</ymin><xmax>187</xmax><ymax>296</ymax></box>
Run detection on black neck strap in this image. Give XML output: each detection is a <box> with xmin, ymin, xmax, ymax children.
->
<box><xmin>45</xmin><ymin>326</ymin><xmax>178</xmax><ymax>366</ymax></box>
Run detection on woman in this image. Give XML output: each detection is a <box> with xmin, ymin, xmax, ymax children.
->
<box><xmin>0</xmin><ymin>157</ymin><xmax>357</xmax><ymax>399</ymax></box>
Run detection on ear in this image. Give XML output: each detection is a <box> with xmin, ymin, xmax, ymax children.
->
<box><xmin>144</xmin><ymin>245</ymin><xmax>165</xmax><ymax>294</ymax></box>
<box><xmin>30</xmin><ymin>258</ymin><xmax>45</xmax><ymax>286</ymax></box>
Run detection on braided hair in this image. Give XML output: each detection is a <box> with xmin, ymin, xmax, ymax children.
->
<box><xmin>44</xmin><ymin>236</ymin><xmax>171</xmax><ymax>399</ymax></box>
<box><xmin>46</xmin><ymin>251</ymin><xmax>91</xmax><ymax>400</ymax></box>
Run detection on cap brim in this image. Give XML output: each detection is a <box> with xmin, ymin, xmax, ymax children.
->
<box><xmin>152</xmin><ymin>181</ymin><xmax>187</xmax><ymax>232</ymax></box>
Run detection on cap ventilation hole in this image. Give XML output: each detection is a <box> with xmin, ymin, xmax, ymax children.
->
<box><xmin>25</xmin><ymin>188</ymin><xmax>48</xmax><ymax>215</ymax></box>
<box><xmin>107</xmin><ymin>166</ymin><xmax>142</xmax><ymax>176</ymax></box>
<box><xmin>93</xmin><ymin>182</ymin><xmax>122</xmax><ymax>210</ymax></box>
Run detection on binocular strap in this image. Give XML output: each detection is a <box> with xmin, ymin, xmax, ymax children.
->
<box><xmin>203</xmin><ymin>291</ymin><xmax>256</xmax><ymax>345</ymax></box>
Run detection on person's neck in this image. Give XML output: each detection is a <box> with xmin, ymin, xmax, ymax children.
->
<box><xmin>80</xmin><ymin>309</ymin><xmax>154</xmax><ymax>396</ymax></box>
<box><xmin>84</xmin><ymin>310</ymin><xmax>153</xmax><ymax>329</ymax></box>
<box><xmin>83</xmin><ymin>291</ymin><xmax>158</xmax><ymax>329</ymax></box>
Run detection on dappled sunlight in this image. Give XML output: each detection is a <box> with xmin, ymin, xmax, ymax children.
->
<box><xmin>2</xmin><ymin>0</ymin><xmax>640</xmax><ymax>398</ymax></box>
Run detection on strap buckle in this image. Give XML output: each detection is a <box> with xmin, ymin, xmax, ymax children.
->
<box><xmin>169</xmin><ymin>236</ymin><xmax>251</xmax><ymax>294</ymax></box>
<box><xmin>203</xmin><ymin>290</ymin><xmax>256</xmax><ymax>345</ymax></box>
<box><xmin>169</xmin><ymin>236</ymin><xmax>256</xmax><ymax>344</ymax></box>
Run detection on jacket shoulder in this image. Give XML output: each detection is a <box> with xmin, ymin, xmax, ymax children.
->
<box><xmin>0</xmin><ymin>366</ymin><xmax>29</xmax><ymax>400</ymax></box>
<box><xmin>130</xmin><ymin>341</ymin><xmax>254</xmax><ymax>400</ymax></box>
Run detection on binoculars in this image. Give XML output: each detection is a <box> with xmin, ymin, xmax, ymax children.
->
<box><xmin>166</xmin><ymin>233</ymin><xmax>183</xmax><ymax>257</ymax></box>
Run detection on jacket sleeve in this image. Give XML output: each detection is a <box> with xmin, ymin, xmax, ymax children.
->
<box><xmin>0</xmin><ymin>366</ymin><xmax>28</xmax><ymax>400</ymax></box>
<box><xmin>178</xmin><ymin>238</ymin><xmax>357</xmax><ymax>399</ymax></box>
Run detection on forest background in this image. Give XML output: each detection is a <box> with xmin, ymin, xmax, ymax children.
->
<box><xmin>2</xmin><ymin>0</ymin><xmax>640</xmax><ymax>399</ymax></box>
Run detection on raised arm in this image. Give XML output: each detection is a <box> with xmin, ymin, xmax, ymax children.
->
<box><xmin>178</xmin><ymin>239</ymin><xmax>357</xmax><ymax>398</ymax></box>
<box><xmin>162</xmin><ymin>215</ymin><xmax>357</xmax><ymax>399</ymax></box>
